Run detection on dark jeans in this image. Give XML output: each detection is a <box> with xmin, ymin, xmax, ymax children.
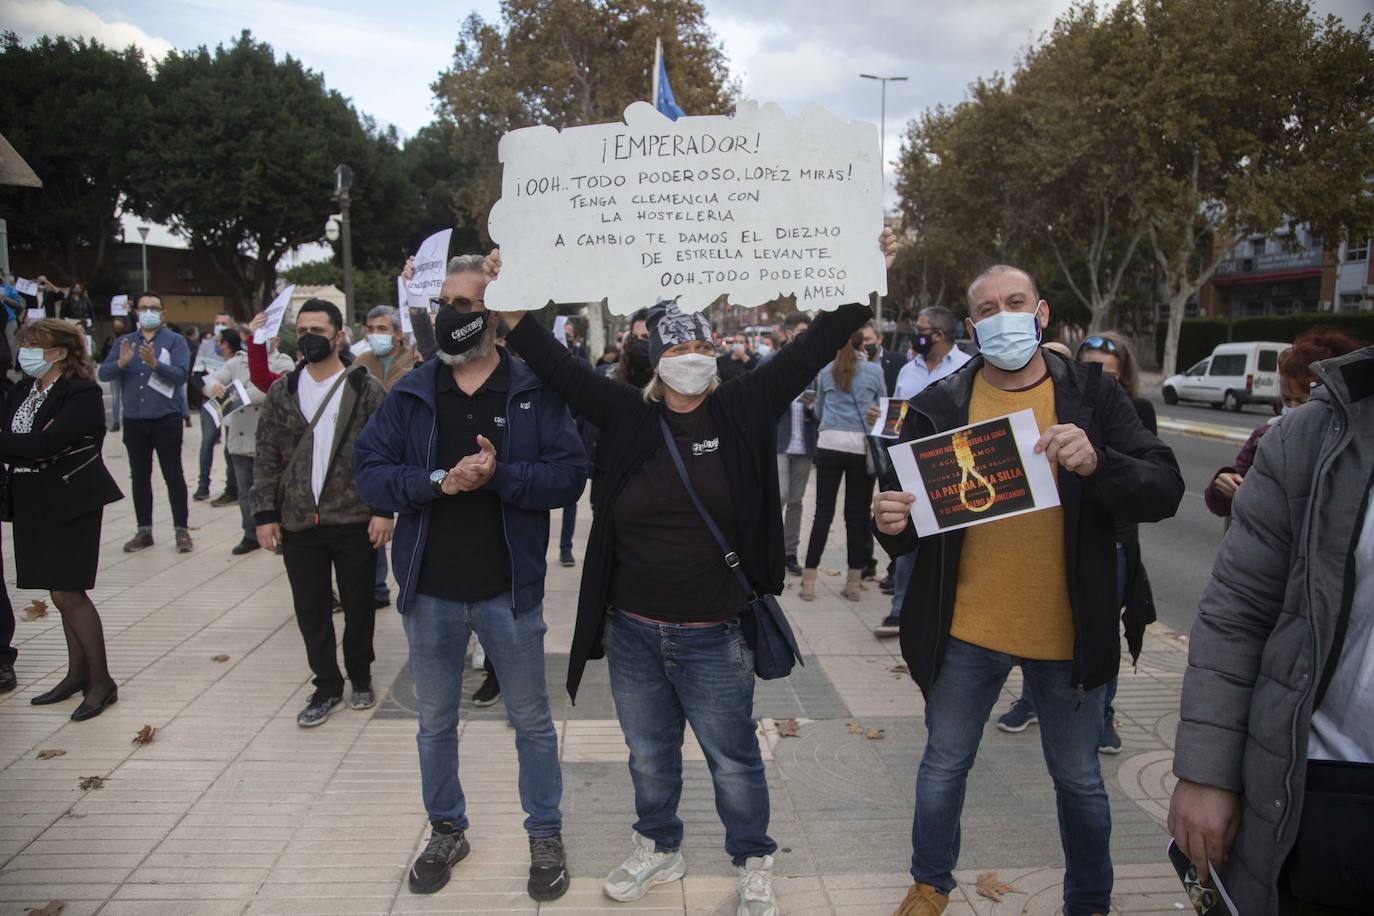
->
<box><xmin>228</xmin><ymin>454</ymin><xmax>256</xmax><ymax>538</ymax></box>
<box><xmin>913</xmin><ymin>638</ymin><xmax>1112</xmax><ymax>916</ymax></box>
<box><xmin>560</xmin><ymin>502</ymin><xmax>576</xmax><ymax>554</ymax></box>
<box><xmin>804</xmin><ymin>447</ymin><xmax>873</xmax><ymax>569</ymax></box>
<box><xmin>375</xmin><ymin>546</ymin><xmax>388</xmax><ymax>594</ymax></box>
<box><xmin>123</xmin><ymin>414</ymin><xmax>189</xmax><ymax>530</ymax></box>
<box><xmin>222</xmin><ymin>440</ymin><xmax>237</xmax><ymax>498</ymax></box>
<box><xmin>281</xmin><ymin>522</ymin><xmax>377</xmax><ymax>698</ymax></box>
<box><xmin>197</xmin><ymin>409</ymin><xmax>220</xmax><ymax>492</ymax></box>
<box><xmin>605</xmin><ymin>610</ymin><xmax>776</xmax><ymax>866</ymax></box>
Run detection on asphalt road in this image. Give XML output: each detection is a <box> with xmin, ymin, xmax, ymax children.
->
<box><xmin>1136</xmin><ymin>430</ymin><xmax>1242</xmax><ymax>634</ymax></box>
<box><xmin>1142</xmin><ymin>386</ymin><xmax>1278</xmax><ymax>432</ymax></box>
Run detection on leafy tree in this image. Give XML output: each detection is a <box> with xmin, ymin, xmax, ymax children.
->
<box><xmin>130</xmin><ymin>31</ymin><xmax>379</xmax><ymax>316</ymax></box>
<box><xmin>281</xmin><ymin>258</ymin><xmax>395</xmax><ymax>319</ymax></box>
<box><xmin>432</xmin><ymin>0</ymin><xmax>738</xmax><ymax>351</ymax></box>
<box><xmin>0</xmin><ymin>32</ymin><xmax>154</xmax><ymax>287</ymax></box>
<box><xmin>1125</xmin><ymin>0</ymin><xmax>1374</xmax><ymax>375</ymax></box>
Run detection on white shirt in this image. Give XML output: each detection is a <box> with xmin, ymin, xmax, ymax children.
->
<box><xmin>1308</xmin><ymin>499</ymin><xmax>1374</xmax><ymax>763</ymax></box>
<box><xmin>893</xmin><ymin>347</ymin><xmax>972</xmax><ymax>401</ymax></box>
<box><xmin>296</xmin><ymin>366</ymin><xmax>346</xmax><ymax>504</ymax></box>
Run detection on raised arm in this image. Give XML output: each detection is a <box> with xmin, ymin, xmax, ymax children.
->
<box><xmin>745</xmin><ymin>302</ymin><xmax>872</xmax><ymax>417</ymax></box>
<box><xmin>505</xmin><ymin>314</ymin><xmax>641</xmax><ymax>432</ymax></box>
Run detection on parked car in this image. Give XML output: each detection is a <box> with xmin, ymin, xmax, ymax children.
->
<box><xmin>1161</xmin><ymin>340</ymin><xmax>1287</xmax><ymax>413</ymax></box>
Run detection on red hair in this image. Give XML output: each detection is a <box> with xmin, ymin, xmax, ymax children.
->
<box><xmin>1279</xmin><ymin>328</ymin><xmax>1366</xmax><ymax>388</ymax></box>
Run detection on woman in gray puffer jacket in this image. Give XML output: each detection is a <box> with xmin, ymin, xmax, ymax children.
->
<box><xmin>1169</xmin><ymin>344</ymin><xmax>1374</xmax><ymax>914</ymax></box>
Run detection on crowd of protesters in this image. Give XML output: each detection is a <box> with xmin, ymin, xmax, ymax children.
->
<box><xmin>0</xmin><ymin>238</ymin><xmax>1369</xmax><ymax>916</ymax></box>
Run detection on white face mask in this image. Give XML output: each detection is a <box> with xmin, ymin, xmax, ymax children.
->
<box><xmin>656</xmin><ymin>353</ymin><xmax>718</xmax><ymax>396</ymax></box>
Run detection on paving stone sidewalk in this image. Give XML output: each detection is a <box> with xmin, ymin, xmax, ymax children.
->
<box><xmin>1</xmin><ymin>424</ymin><xmax>1192</xmax><ymax>915</ymax></box>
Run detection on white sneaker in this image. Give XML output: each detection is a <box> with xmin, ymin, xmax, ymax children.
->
<box><xmin>737</xmin><ymin>854</ymin><xmax>778</xmax><ymax>916</ymax></box>
<box><xmin>603</xmin><ymin>830</ymin><xmax>686</xmax><ymax>902</ymax></box>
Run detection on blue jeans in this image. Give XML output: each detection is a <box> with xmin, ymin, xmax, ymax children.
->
<box><xmin>890</xmin><ymin>552</ymin><xmax>915</xmax><ymax>618</ymax></box>
<box><xmin>375</xmin><ymin>547</ymin><xmax>388</xmax><ymax>594</ymax></box>
<box><xmin>197</xmin><ymin>409</ymin><xmax>220</xmax><ymax>491</ymax></box>
<box><xmin>401</xmin><ymin>592</ymin><xmax>561</xmax><ymax>836</ymax></box>
<box><xmin>110</xmin><ymin>379</ymin><xmax>122</xmax><ymax>427</ymax></box>
<box><xmin>913</xmin><ymin>638</ymin><xmax>1112</xmax><ymax>916</ymax></box>
<box><xmin>559</xmin><ymin>503</ymin><xmax>576</xmax><ymax>554</ymax></box>
<box><xmin>605</xmin><ymin>610</ymin><xmax>776</xmax><ymax>866</ymax></box>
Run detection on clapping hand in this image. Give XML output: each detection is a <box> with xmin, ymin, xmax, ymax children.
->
<box><xmin>117</xmin><ymin>339</ymin><xmax>135</xmax><ymax>368</ymax></box>
<box><xmin>440</xmin><ymin>435</ymin><xmax>497</xmax><ymax>494</ymax></box>
<box><xmin>139</xmin><ymin>341</ymin><xmax>157</xmax><ymax>369</ymax></box>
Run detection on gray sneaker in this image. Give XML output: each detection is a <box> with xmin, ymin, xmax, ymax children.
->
<box><xmin>737</xmin><ymin>854</ymin><xmax>778</xmax><ymax>916</ymax></box>
<box><xmin>296</xmin><ymin>694</ymin><xmax>343</xmax><ymax>727</ymax></box>
<box><xmin>350</xmin><ymin>687</ymin><xmax>376</xmax><ymax>710</ymax></box>
<box><xmin>174</xmin><ymin>528</ymin><xmax>193</xmax><ymax>553</ymax></box>
<box><xmin>603</xmin><ymin>830</ymin><xmax>685</xmax><ymax>902</ymax></box>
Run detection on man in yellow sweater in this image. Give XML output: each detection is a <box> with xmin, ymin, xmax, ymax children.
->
<box><xmin>873</xmin><ymin>265</ymin><xmax>1184</xmax><ymax>916</ymax></box>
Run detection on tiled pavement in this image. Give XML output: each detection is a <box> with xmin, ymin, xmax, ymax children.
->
<box><xmin>1</xmin><ymin>422</ymin><xmax>1195</xmax><ymax>914</ymax></box>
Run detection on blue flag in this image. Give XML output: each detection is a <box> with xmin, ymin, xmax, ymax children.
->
<box><xmin>656</xmin><ymin>49</ymin><xmax>686</xmax><ymax>120</ymax></box>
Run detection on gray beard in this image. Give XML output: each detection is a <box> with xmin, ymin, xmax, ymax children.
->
<box><xmin>436</xmin><ymin>327</ymin><xmax>496</xmax><ymax>367</ymax></box>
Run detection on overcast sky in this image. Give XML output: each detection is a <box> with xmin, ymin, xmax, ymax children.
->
<box><xmin>4</xmin><ymin>0</ymin><xmax>1368</xmax><ymax>255</ymax></box>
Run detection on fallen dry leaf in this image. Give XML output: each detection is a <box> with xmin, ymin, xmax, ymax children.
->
<box><xmin>846</xmin><ymin>721</ymin><xmax>864</xmax><ymax>734</ymax></box>
<box><xmin>21</xmin><ymin>598</ymin><xmax>48</xmax><ymax>620</ymax></box>
<box><xmin>77</xmin><ymin>776</ymin><xmax>104</xmax><ymax>791</ymax></box>
<box><xmin>865</xmin><ymin>728</ymin><xmax>885</xmax><ymax>740</ymax></box>
<box><xmin>211</xmin><ymin>654</ymin><xmax>230</xmax><ymax>663</ymax></box>
<box><xmin>823</xmin><ymin>569</ymin><xmax>841</xmax><ymax>576</ymax></box>
<box><xmin>889</xmin><ymin>662</ymin><xmax>909</xmax><ymax>675</ymax></box>
<box><xmin>25</xmin><ymin>901</ymin><xmax>63</xmax><ymax>916</ymax></box>
<box><xmin>35</xmin><ymin>749</ymin><xmax>66</xmax><ymax>760</ymax></box>
<box><xmin>974</xmin><ymin>871</ymin><xmax>1018</xmax><ymax>902</ymax></box>
<box><xmin>132</xmin><ymin>725</ymin><xmax>157</xmax><ymax>745</ymax></box>
<box><xmin>774</xmin><ymin>719</ymin><xmax>801</xmax><ymax>738</ymax></box>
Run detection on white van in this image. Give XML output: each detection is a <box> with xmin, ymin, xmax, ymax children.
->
<box><xmin>1162</xmin><ymin>341</ymin><xmax>1287</xmax><ymax>413</ymax></box>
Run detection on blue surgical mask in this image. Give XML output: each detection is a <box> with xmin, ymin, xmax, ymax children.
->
<box><xmin>138</xmin><ymin>309</ymin><xmax>163</xmax><ymax>331</ymax></box>
<box><xmin>18</xmin><ymin>347</ymin><xmax>51</xmax><ymax>378</ymax></box>
<box><xmin>1280</xmin><ymin>405</ymin><xmax>1290</xmax><ymax>416</ymax></box>
<box><xmin>367</xmin><ymin>334</ymin><xmax>394</xmax><ymax>357</ymax></box>
<box><xmin>973</xmin><ymin>306</ymin><xmax>1043</xmax><ymax>371</ymax></box>
<box><xmin>213</xmin><ymin>323</ymin><xmax>227</xmax><ymax>337</ymax></box>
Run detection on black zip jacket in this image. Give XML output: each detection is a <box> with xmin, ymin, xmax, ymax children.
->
<box><xmin>875</xmin><ymin>349</ymin><xmax>1184</xmax><ymax>695</ymax></box>
<box><xmin>507</xmin><ymin>302</ymin><xmax>873</xmax><ymax>701</ymax></box>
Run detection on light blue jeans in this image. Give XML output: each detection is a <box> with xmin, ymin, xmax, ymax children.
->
<box><xmin>401</xmin><ymin>591</ymin><xmax>562</xmax><ymax>836</ymax></box>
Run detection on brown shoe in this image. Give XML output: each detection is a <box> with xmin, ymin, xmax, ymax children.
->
<box><xmin>799</xmin><ymin>568</ymin><xmax>817</xmax><ymax>601</ymax></box>
<box><xmin>841</xmin><ymin>569</ymin><xmax>864</xmax><ymax>601</ymax></box>
<box><xmin>210</xmin><ymin>492</ymin><xmax>237</xmax><ymax>507</ymax></box>
<box><xmin>894</xmin><ymin>882</ymin><xmax>948</xmax><ymax>916</ymax></box>
<box><xmin>175</xmin><ymin>528</ymin><xmax>194</xmax><ymax>553</ymax></box>
<box><xmin>123</xmin><ymin>530</ymin><xmax>154</xmax><ymax>552</ymax></box>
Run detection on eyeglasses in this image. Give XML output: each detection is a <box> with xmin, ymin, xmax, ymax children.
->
<box><xmin>429</xmin><ymin>296</ymin><xmax>485</xmax><ymax>310</ymax></box>
<box><xmin>1077</xmin><ymin>335</ymin><xmax>1119</xmax><ymax>357</ymax></box>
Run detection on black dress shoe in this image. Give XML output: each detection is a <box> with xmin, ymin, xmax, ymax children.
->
<box><xmin>71</xmin><ymin>685</ymin><xmax>118</xmax><ymax>721</ymax></box>
<box><xmin>31</xmin><ymin>680</ymin><xmax>87</xmax><ymax>705</ymax></box>
<box><xmin>879</xmin><ymin>574</ymin><xmax>895</xmax><ymax>594</ymax></box>
<box><xmin>785</xmin><ymin>555</ymin><xmax>803</xmax><ymax>576</ymax></box>
<box><xmin>0</xmin><ymin>664</ymin><xmax>15</xmax><ymax>692</ymax></box>
<box><xmin>231</xmin><ymin>539</ymin><xmax>261</xmax><ymax>556</ymax></box>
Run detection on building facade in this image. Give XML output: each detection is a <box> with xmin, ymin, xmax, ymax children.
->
<box><xmin>1200</xmin><ymin>228</ymin><xmax>1373</xmax><ymax>317</ymax></box>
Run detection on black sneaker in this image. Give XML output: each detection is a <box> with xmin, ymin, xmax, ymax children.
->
<box><xmin>296</xmin><ymin>693</ymin><xmax>343</xmax><ymax>727</ymax></box>
<box><xmin>373</xmin><ymin>589</ymin><xmax>390</xmax><ymax>609</ymax></box>
<box><xmin>175</xmin><ymin>528</ymin><xmax>194</xmax><ymax>553</ymax></box>
<box><xmin>0</xmin><ymin>664</ymin><xmax>15</xmax><ymax>693</ymax></box>
<box><xmin>210</xmin><ymin>492</ymin><xmax>237</xmax><ymax>507</ymax></box>
<box><xmin>350</xmin><ymin>686</ymin><xmax>376</xmax><ymax>710</ymax></box>
<box><xmin>192</xmin><ymin>487</ymin><xmax>211</xmax><ymax>501</ymax></box>
<box><xmin>874</xmin><ymin>614</ymin><xmax>900</xmax><ymax>637</ymax></box>
<box><xmin>231</xmin><ymin>539</ymin><xmax>260</xmax><ymax>556</ymax></box>
<box><xmin>784</xmin><ymin>555</ymin><xmax>803</xmax><ymax>576</ymax></box>
<box><xmin>861</xmin><ymin>561</ymin><xmax>878</xmax><ymax>580</ymax></box>
<box><xmin>878</xmin><ymin>574</ymin><xmax>895</xmax><ymax>594</ymax></box>
<box><xmin>559</xmin><ymin>549</ymin><xmax>576</xmax><ymax>567</ymax></box>
<box><xmin>472</xmin><ymin>672</ymin><xmax>501</xmax><ymax>707</ymax></box>
<box><xmin>528</xmin><ymin>833</ymin><xmax>569</xmax><ymax>901</ymax></box>
<box><xmin>408</xmin><ymin>821</ymin><xmax>470</xmax><ymax>894</ymax></box>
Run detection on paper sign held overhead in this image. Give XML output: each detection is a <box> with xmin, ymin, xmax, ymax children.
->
<box><xmin>405</xmin><ymin>228</ymin><xmax>452</xmax><ymax>310</ymax></box>
<box><xmin>255</xmin><ymin>285</ymin><xmax>295</xmax><ymax>344</ymax></box>
<box><xmin>396</xmin><ymin>276</ymin><xmax>412</xmax><ymax>334</ymax></box>
<box><xmin>887</xmin><ymin>410</ymin><xmax>1061</xmax><ymax>538</ymax></box>
<box><xmin>15</xmin><ymin>278</ymin><xmax>39</xmax><ymax>297</ymax></box>
<box><xmin>109</xmin><ymin>295</ymin><xmax>129</xmax><ymax>316</ymax></box>
<box><xmin>485</xmin><ymin>101</ymin><xmax>887</xmax><ymax>315</ymax></box>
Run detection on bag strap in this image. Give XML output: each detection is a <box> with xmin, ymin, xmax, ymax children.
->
<box><xmin>306</xmin><ymin>369</ymin><xmax>350</xmax><ymax>430</ymax></box>
<box><xmin>658</xmin><ymin>415</ymin><xmax>756</xmax><ymax>602</ymax></box>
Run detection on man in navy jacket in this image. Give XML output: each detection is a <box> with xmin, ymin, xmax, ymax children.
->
<box><xmin>354</xmin><ymin>254</ymin><xmax>586</xmax><ymax>904</ymax></box>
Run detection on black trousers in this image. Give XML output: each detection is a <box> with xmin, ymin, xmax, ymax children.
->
<box><xmin>282</xmin><ymin>522</ymin><xmax>377</xmax><ymax>698</ymax></box>
<box><xmin>0</xmin><ymin>528</ymin><xmax>14</xmax><ymax>666</ymax></box>
<box><xmin>804</xmin><ymin>447</ymin><xmax>874</xmax><ymax>570</ymax></box>
<box><xmin>123</xmin><ymin>414</ymin><xmax>189</xmax><ymax>529</ymax></box>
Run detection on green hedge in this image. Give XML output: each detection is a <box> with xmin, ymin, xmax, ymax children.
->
<box><xmin>1156</xmin><ymin>313</ymin><xmax>1374</xmax><ymax>370</ymax></box>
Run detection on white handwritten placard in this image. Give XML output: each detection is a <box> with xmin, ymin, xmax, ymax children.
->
<box><xmin>485</xmin><ymin>101</ymin><xmax>886</xmax><ymax>315</ymax></box>
<box><xmin>255</xmin><ymin>284</ymin><xmax>295</xmax><ymax>344</ymax></box>
<box><xmin>405</xmin><ymin>228</ymin><xmax>453</xmax><ymax>310</ymax></box>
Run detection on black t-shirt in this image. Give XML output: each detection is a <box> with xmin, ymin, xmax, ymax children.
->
<box><xmin>417</xmin><ymin>352</ymin><xmax>512</xmax><ymax>603</ymax></box>
<box><xmin>610</xmin><ymin>404</ymin><xmax>748</xmax><ymax>622</ymax></box>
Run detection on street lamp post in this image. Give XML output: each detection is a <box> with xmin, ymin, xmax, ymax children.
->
<box><xmin>860</xmin><ymin>73</ymin><xmax>908</xmax><ymax>342</ymax></box>
<box><xmin>137</xmin><ymin>225</ymin><xmax>150</xmax><ymax>290</ymax></box>
<box><xmin>332</xmin><ymin>165</ymin><xmax>356</xmax><ymax>322</ymax></box>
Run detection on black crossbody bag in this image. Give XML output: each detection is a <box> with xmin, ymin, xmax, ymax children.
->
<box><xmin>658</xmin><ymin>416</ymin><xmax>802</xmax><ymax>680</ymax></box>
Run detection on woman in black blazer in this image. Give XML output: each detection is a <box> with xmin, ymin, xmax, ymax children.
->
<box><xmin>0</xmin><ymin>319</ymin><xmax>123</xmax><ymax>720</ymax></box>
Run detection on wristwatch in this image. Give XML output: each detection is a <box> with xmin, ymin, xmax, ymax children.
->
<box><xmin>429</xmin><ymin>469</ymin><xmax>447</xmax><ymax>495</ymax></box>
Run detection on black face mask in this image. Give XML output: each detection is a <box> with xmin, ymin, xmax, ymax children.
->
<box><xmin>298</xmin><ymin>331</ymin><xmax>335</xmax><ymax>364</ymax></box>
<box><xmin>623</xmin><ymin>337</ymin><xmax>653</xmax><ymax>386</ymax></box>
<box><xmin>913</xmin><ymin>334</ymin><xmax>935</xmax><ymax>356</ymax></box>
<box><xmin>864</xmin><ymin>343</ymin><xmax>879</xmax><ymax>360</ymax></box>
<box><xmin>435</xmin><ymin>308</ymin><xmax>488</xmax><ymax>356</ymax></box>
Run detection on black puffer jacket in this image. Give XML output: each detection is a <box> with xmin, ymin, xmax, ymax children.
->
<box><xmin>876</xmin><ymin>349</ymin><xmax>1184</xmax><ymax>695</ymax></box>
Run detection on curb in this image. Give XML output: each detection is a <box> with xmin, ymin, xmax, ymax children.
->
<box><xmin>1156</xmin><ymin>418</ymin><xmax>1251</xmax><ymax>445</ymax></box>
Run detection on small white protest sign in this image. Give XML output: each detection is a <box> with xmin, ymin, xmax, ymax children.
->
<box><xmin>396</xmin><ymin>276</ymin><xmax>412</xmax><ymax>334</ymax></box>
<box><xmin>254</xmin><ymin>284</ymin><xmax>295</xmax><ymax>344</ymax></box>
<box><xmin>485</xmin><ymin>101</ymin><xmax>887</xmax><ymax>315</ymax></box>
<box><xmin>110</xmin><ymin>295</ymin><xmax>129</xmax><ymax>316</ymax></box>
<box><xmin>15</xmin><ymin>278</ymin><xmax>39</xmax><ymax>296</ymax></box>
<box><xmin>26</xmin><ymin>308</ymin><xmax>44</xmax><ymax>322</ymax></box>
<box><xmin>405</xmin><ymin>228</ymin><xmax>452</xmax><ymax>310</ymax></box>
